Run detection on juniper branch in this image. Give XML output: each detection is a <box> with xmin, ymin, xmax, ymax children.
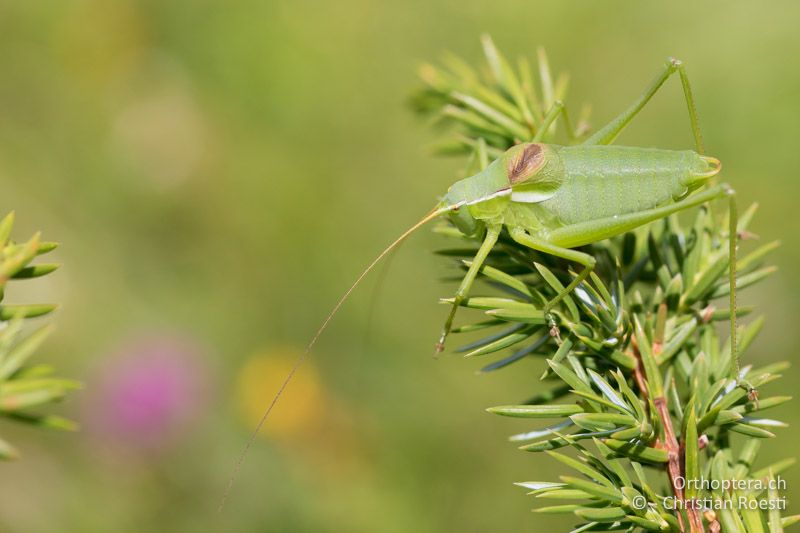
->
<box><xmin>414</xmin><ymin>36</ymin><xmax>793</xmax><ymax>532</ymax></box>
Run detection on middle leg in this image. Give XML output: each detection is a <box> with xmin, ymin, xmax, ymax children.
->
<box><xmin>533</xmin><ymin>100</ymin><xmax>586</xmax><ymax>143</ymax></box>
<box><xmin>507</xmin><ymin>226</ymin><xmax>596</xmax><ymax>316</ymax></box>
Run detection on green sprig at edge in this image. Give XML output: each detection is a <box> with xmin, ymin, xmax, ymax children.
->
<box><xmin>0</xmin><ymin>211</ymin><xmax>78</xmax><ymax>460</ymax></box>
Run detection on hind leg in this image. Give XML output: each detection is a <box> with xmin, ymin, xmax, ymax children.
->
<box><xmin>583</xmin><ymin>58</ymin><xmax>705</xmax><ymax>153</ymax></box>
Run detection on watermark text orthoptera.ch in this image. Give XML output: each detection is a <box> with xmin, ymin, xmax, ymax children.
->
<box><xmin>629</xmin><ymin>476</ymin><xmax>788</xmax><ymax>512</ymax></box>
<box><xmin>675</xmin><ymin>475</ymin><xmax>786</xmax><ymax>493</ymax></box>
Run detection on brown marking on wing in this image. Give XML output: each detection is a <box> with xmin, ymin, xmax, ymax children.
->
<box><xmin>507</xmin><ymin>143</ymin><xmax>544</xmax><ymax>184</ymax></box>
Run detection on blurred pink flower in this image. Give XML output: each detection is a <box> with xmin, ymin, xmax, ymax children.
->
<box><xmin>83</xmin><ymin>335</ymin><xmax>210</xmax><ymax>454</ymax></box>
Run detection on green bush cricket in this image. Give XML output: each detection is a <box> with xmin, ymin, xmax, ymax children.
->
<box><xmin>221</xmin><ymin>56</ymin><xmax>750</xmax><ymax>509</ymax></box>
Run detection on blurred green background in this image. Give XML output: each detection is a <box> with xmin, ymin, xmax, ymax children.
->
<box><xmin>0</xmin><ymin>1</ymin><xmax>798</xmax><ymax>531</ymax></box>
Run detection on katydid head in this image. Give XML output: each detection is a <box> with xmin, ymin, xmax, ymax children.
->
<box><xmin>438</xmin><ymin>162</ymin><xmax>504</xmax><ymax>236</ymax></box>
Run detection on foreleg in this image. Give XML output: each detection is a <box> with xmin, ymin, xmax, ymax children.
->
<box><xmin>435</xmin><ymin>224</ymin><xmax>502</xmax><ymax>353</ymax></box>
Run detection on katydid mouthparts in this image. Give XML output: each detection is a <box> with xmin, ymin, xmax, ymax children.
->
<box><xmin>220</xmin><ymin>57</ymin><xmax>748</xmax><ymax>511</ymax></box>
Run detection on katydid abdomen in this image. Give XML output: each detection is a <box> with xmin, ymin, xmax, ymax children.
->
<box><xmin>541</xmin><ymin>145</ymin><xmax>717</xmax><ymax>225</ymax></box>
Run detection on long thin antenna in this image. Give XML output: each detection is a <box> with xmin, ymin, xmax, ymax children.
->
<box><xmin>219</xmin><ymin>203</ymin><xmax>455</xmax><ymax>512</ymax></box>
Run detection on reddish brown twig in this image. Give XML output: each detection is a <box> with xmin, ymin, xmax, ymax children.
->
<box><xmin>631</xmin><ymin>338</ymin><xmax>704</xmax><ymax>533</ymax></box>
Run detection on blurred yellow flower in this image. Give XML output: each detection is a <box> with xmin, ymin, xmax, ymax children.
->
<box><xmin>235</xmin><ymin>348</ymin><xmax>326</xmax><ymax>440</ymax></box>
